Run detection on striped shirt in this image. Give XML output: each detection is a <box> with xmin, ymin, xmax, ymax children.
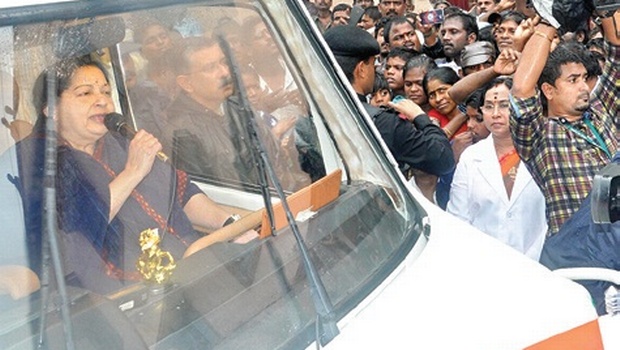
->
<box><xmin>509</xmin><ymin>42</ymin><xmax>619</xmax><ymax>236</ymax></box>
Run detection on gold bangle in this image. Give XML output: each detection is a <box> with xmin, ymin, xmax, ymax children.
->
<box><xmin>534</xmin><ymin>30</ymin><xmax>553</xmax><ymax>43</ymax></box>
<box><xmin>444</xmin><ymin>129</ymin><xmax>453</xmax><ymax>138</ymax></box>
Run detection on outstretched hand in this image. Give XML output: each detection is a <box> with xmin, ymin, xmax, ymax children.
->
<box><xmin>493</xmin><ymin>48</ymin><xmax>520</xmax><ymax>76</ymax></box>
<box><xmin>513</xmin><ymin>15</ymin><xmax>540</xmax><ymax>52</ymax></box>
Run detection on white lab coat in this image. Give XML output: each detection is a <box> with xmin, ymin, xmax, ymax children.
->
<box><xmin>446</xmin><ymin>137</ymin><xmax>547</xmax><ymax>260</ymax></box>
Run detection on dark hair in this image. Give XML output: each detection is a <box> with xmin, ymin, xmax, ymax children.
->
<box><xmin>423</xmin><ymin>66</ymin><xmax>459</xmax><ymax>96</ymax></box>
<box><xmin>538</xmin><ymin>43</ymin><xmax>586</xmax><ymax>88</ymax></box>
<box><xmin>558</xmin><ymin>41</ymin><xmax>602</xmax><ymax>78</ymax></box>
<box><xmin>332</xmin><ymin>3</ymin><xmax>352</xmax><ymax>16</ymax></box>
<box><xmin>386</xmin><ymin>46</ymin><xmax>417</xmax><ymax>62</ymax></box>
<box><xmin>464</xmin><ymin>88</ymin><xmax>483</xmax><ymax>109</ymax></box>
<box><xmin>33</xmin><ymin>56</ymin><xmax>109</xmax><ymax>122</ymax></box>
<box><xmin>477</xmin><ymin>25</ymin><xmax>497</xmax><ymax>48</ymax></box>
<box><xmin>372</xmin><ymin>72</ymin><xmax>391</xmax><ymax>94</ymax></box>
<box><xmin>403</xmin><ymin>54</ymin><xmax>437</xmax><ymax>77</ymax></box>
<box><xmin>334</xmin><ymin>3</ymin><xmax>352</xmax><ymax>11</ymax></box>
<box><xmin>499</xmin><ymin>10</ymin><xmax>526</xmax><ymax>26</ymax></box>
<box><xmin>444</xmin><ymin>11</ymin><xmax>478</xmax><ymax>39</ymax></box>
<box><xmin>586</xmin><ymin>37</ymin><xmax>605</xmax><ymax>56</ymax></box>
<box><xmin>363</xmin><ymin>6</ymin><xmax>382</xmax><ymax>22</ymax></box>
<box><xmin>479</xmin><ymin>76</ymin><xmax>512</xmax><ymax>105</ymax></box>
<box><xmin>374</xmin><ymin>16</ymin><xmax>391</xmax><ymax>39</ymax></box>
<box><xmin>383</xmin><ymin>16</ymin><xmax>415</xmax><ymax>44</ymax></box>
<box><xmin>334</xmin><ymin>56</ymin><xmax>368</xmax><ymax>82</ymax></box>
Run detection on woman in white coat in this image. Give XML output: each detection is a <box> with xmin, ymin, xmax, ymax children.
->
<box><xmin>446</xmin><ymin>77</ymin><xmax>546</xmax><ymax>260</ymax></box>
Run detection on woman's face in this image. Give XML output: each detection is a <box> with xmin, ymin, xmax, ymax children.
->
<box><xmin>426</xmin><ymin>78</ymin><xmax>457</xmax><ymax>116</ymax></box>
<box><xmin>55</xmin><ymin>65</ymin><xmax>114</xmax><ymax>148</ymax></box>
<box><xmin>481</xmin><ymin>84</ymin><xmax>511</xmax><ymax>138</ymax></box>
<box><xmin>404</xmin><ymin>67</ymin><xmax>427</xmax><ymax>106</ymax></box>
<box><xmin>494</xmin><ymin>19</ymin><xmax>518</xmax><ymax>51</ymax></box>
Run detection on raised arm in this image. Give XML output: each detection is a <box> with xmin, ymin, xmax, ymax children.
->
<box><xmin>595</xmin><ymin>10</ymin><xmax>620</xmax><ymax>120</ymax></box>
<box><xmin>449</xmin><ymin>48</ymin><xmax>520</xmax><ymax>103</ymax></box>
<box><xmin>601</xmin><ymin>10</ymin><xmax>620</xmax><ymax>46</ymax></box>
<box><xmin>512</xmin><ymin>17</ymin><xmax>555</xmax><ymax>98</ymax></box>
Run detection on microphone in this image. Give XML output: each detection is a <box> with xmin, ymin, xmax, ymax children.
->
<box><xmin>104</xmin><ymin>112</ymin><xmax>169</xmax><ymax>163</ymax></box>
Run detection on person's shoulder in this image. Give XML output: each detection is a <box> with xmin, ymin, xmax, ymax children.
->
<box><xmin>460</xmin><ymin>137</ymin><xmax>492</xmax><ymax>162</ymax></box>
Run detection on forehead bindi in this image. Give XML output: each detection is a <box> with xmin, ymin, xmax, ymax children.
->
<box><xmin>485</xmin><ymin>85</ymin><xmax>509</xmax><ymax>101</ymax></box>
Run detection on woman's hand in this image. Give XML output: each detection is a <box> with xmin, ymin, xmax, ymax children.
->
<box><xmin>513</xmin><ymin>16</ymin><xmax>539</xmax><ymax>52</ymax></box>
<box><xmin>493</xmin><ymin>48</ymin><xmax>520</xmax><ymax>76</ymax></box>
<box><xmin>109</xmin><ymin>130</ymin><xmax>162</xmax><ymax>221</ymax></box>
<box><xmin>124</xmin><ymin>130</ymin><xmax>162</xmax><ymax>180</ymax></box>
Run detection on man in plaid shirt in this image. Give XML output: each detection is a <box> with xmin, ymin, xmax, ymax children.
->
<box><xmin>509</xmin><ymin>14</ymin><xmax>619</xmax><ymax>236</ymax></box>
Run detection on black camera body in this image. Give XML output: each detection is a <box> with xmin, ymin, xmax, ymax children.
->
<box><xmin>594</xmin><ymin>0</ymin><xmax>620</xmax><ymax>12</ymax></box>
<box><xmin>591</xmin><ymin>162</ymin><xmax>620</xmax><ymax>224</ymax></box>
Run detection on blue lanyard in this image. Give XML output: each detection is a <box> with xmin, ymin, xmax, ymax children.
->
<box><xmin>558</xmin><ymin>114</ymin><xmax>612</xmax><ymax>159</ymax></box>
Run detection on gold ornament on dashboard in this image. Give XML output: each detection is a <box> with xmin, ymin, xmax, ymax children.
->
<box><xmin>136</xmin><ymin>228</ymin><xmax>176</xmax><ymax>284</ymax></box>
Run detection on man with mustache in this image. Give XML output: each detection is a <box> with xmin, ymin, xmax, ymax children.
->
<box><xmin>383</xmin><ymin>16</ymin><xmax>445</xmax><ymax>59</ymax></box>
<box><xmin>378</xmin><ymin>0</ymin><xmax>407</xmax><ymax>18</ymax></box>
<box><xmin>510</xmin><ymin>15</ymin><xmax>619</xmax><ymax>237</ymax></box>
<box><xmin>163</xmin><ymin>37</ymin><xmax>278</xmax><ymax>186</ymax></box>
<box><xmin>439</xmin><ymin>11</ymin><xmax>478</xmax><ymax>66</ymax></box>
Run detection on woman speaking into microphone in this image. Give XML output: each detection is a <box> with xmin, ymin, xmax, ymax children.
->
<box><xmin>15</xmin><ymin>56</ymin><xmax>251</xmax><ymax>294</ymax></box>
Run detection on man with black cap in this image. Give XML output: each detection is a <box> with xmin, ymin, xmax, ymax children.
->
<box><xmin>324</xmin><ymin>25</ymin><xmax>455</xmax><ymax>177</ymax></box>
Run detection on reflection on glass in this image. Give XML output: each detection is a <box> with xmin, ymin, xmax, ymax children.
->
<box><xmin>0</xmin><ymin>2</ymin><xmax>421</xmax><ymax>349</ymax></box>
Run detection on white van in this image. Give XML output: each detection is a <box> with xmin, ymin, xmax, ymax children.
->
<box><xmin>0</xmin><ymin>0</ymin><xmax>617</xmax><ymax>349</ymax></box>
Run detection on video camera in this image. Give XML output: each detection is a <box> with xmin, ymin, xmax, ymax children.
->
<box><xmin>592</xmin><ymin>162</ymin><xmax>620</xmax><ymax>224</ymax></box>
<box><xmin>594</xmin><ymin>0</ymin><xmax>620</xmax><ymax>12</ymax></box>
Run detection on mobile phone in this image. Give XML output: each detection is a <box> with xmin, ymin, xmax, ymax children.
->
<box><xmin>419</xmin><ymin>9</ymin><xmax>444</xmax><ymax>25</ymax></box>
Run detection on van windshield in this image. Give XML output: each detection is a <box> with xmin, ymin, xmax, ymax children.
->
<box><xmin>0</xmin><ymin>1</ymin><xmax>427</xmax><ymax>348</ymax></box>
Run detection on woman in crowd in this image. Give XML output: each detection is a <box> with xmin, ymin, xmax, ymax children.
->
<box><xmin>446</xmin><ymin>77</ymin><xmax>546</xmax><ymax>260</ymax></box>
<box><xmin>423</xmin><ymin>67</ymin><xmax>468</xmax><ymax>139</ymax></box>
<box><xmin>493</xmin><ymin>11</ymin><xmax>527</xmax><ymax>52</ymax></box>
<box><xmin>16</xmin><ymin>56</ymin><xmax>248</xmax><ymax>293</ymax></box>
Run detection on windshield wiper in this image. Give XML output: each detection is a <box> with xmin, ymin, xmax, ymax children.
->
<box><xmin>217</xmin><ymin>35</ymin><xmax>339</xmax><ymax>346</ymax></box>
<box><xmin>38</xmin><ymin>71</ymin><xmax>75</xmax><ymax>349</ymax></box>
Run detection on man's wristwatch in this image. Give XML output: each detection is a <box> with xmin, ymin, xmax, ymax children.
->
<box><xmin>223</xmin><ymin>214</ymin><xmax>241</xmax><ymax>227</ymax></box>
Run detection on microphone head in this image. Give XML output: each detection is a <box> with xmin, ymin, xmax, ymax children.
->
<box><xmin>104</xmin><ymin>112</ymin><xmax>127</xmax><ymax>133</ymax></box>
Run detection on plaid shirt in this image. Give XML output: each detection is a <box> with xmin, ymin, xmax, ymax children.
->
<box><xmin>510</xmin><ymin>42</ymin><xmax>620</xmax><ymax>236</ymax></box>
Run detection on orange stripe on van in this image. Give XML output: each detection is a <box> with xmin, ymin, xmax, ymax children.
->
<box><xmin>525</xmin><ymin>320</ymin><xmax>602</xmax><ymax>350</ymax></box>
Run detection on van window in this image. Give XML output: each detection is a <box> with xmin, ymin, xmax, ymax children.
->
<box><xmin>0</xmin><ymin>1</ymin><xmax>426</xmax><ymax>348</ymax></box>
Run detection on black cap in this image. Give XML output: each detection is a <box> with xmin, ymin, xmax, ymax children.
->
<box><xmin>324</xmin><ymin>25</ymin><xmax>380</xmax><ymax>59</ymax></box>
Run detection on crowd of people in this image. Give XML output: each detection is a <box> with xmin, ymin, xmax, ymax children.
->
<box><xmin>319</xmin><ymin>0</ymin><xmax>619</xmax><ymax>313</ymax></box>
<box><xmin>0</xmin><ymin>0</ymin><xmax>618</xmax><ymax>313</ymax></box>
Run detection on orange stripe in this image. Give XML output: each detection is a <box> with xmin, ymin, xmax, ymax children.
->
<box><xmin>525</xmin><ymin>320</ymin><xmax>602</xmax><ymax>350</ymax></box>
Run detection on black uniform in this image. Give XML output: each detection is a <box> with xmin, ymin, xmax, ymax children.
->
<box><xmin>360</xmin><ymin>96</ymin><xmax>454</xmax><ymax>177</ymax></box>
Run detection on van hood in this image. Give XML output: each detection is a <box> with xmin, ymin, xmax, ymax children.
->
<box><xmin>327</xmin><ymin>192</ymin><xmax>599</xmax><ymax>349</ymax></box>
